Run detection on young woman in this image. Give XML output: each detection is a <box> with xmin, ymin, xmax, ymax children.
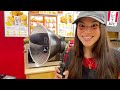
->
<box><xmin>54</xmin><ymin>11</ymin><xmax>120</xmax><ymax>79</ymax></box>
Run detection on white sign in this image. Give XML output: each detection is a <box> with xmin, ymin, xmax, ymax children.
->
<box><xmin>4</xmin><ymin>11</ymin><xmax>29</xmax><ymax>37</ymax></box>
<box><xmin>107</xmin><ymin>11</ymin><xmax>119</xmax><ymax>27</ymax></box>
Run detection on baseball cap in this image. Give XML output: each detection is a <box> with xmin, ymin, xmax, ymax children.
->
<box><xmin>72</xmin><ymin>11</ymin><xmax>106</xmax><ymax>25</ymax></box>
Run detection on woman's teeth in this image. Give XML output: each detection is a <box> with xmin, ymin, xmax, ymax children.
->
<box><xmin>82</xmin><ymin>36</ymin><xmax>93</xmax><ymax>41</ymax></box>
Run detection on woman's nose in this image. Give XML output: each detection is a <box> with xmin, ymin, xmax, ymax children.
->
<box><xmin>84</xmin><ymin>27</ymin><xmax>91</xmax><ymax>33</ymax></box>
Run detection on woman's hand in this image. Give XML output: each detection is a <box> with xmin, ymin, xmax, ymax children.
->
<box><xmin>54</xmin><ymin>67</ymin><xmax>69</xmax><ymax>79</ymax></box>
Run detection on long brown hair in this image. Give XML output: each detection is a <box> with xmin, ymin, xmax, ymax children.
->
<box><xmin>67</xmin><ymin>24</ymin><xmax>119</xmax><ymax>79</ymax></box>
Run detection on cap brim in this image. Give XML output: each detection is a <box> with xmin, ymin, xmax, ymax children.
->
<box><xmin>72</xmin><ymin>16</ymin><xmax>105</xmax><ymax>25</ymax></box>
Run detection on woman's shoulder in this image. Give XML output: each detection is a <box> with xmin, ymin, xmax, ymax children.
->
<box><xmin>111</xmin><ymin>48</ymin><xmax>120</xmax><ymax>73</ymax></box>
<box><xmin>111</xmin><ymin>48</ymin><xmax>120</xmax><ymax>60</ymax></box>
<box><xmin>64</xmin><ymin>46</ymin><xmax>74</xmax><ymax>68</ymax></box>
<box><xmin>112</xmin><ymin>48</ymin><xmax>120</xmax><ymax>55</ymax></box>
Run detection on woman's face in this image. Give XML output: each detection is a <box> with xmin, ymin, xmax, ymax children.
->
<box><xmin>77</xmin><ymin>17</ymin><xmax>100</xmax><ymax>48</ymax></box>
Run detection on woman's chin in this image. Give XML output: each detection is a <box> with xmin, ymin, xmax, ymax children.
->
<box><xmin>82</xmin><ymin>43</ymin><xmax>93</xmax><ymax>48</ymax></box>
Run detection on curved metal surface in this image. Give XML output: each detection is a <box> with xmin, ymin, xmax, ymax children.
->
<box><xmin>29</xmin><ymin>25</ymin><xmax>50</xmax><ymax>66</ymax></box>
<box><xmin>29</xmin><ymin>25</ymin><xmax>66</xmax><ymax>66</ymax></box>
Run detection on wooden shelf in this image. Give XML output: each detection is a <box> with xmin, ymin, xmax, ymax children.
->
<box><xmin>107</xmin><ymin>32</ymin><xmax>118</xmax><ymax>39</ymax></box>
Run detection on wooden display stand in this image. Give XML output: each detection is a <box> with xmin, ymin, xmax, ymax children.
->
<box><xmin>25</xmin><ymin>62</ymin><xmax>60</xmax><ymax>79</ymax></box>
<box><xmin>24</xmin><ymin>44</ymin><xmax>60</xmax><ymax>79</ymax></box>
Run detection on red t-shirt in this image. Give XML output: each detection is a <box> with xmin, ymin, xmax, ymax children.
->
<box><xmin>64</xmin><ymin>47</ymin><xmax>97</xmax><ymax>70</ymax></box>
<box><xmin>83</xmin><ymin>58</ymin><xmax>97</xmax><ymax>70</ymax></box>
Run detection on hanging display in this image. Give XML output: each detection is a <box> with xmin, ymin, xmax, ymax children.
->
<box><xmin>107</xmin><ymin>11</ymin><xmax>119</xmax><ymax>27</ymax></box>
<box><xmin>58</xmin><ymin>11</ymin><xmax>74</xmax><ymax>37</ymax></box>
<box><xmin>4</xmin><ymin>11</ymin><xmax>29</xmax><ymax>37</ymax></box>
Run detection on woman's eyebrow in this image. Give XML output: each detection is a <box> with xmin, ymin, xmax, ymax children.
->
<box><xmin>78</xmin><ymin>21</ymin><xmax>85</xmax><ymax>24</ymax></box>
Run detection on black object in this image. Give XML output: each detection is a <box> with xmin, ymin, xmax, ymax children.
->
<box><xmin>30</xmin><ymin>33</ymin><xmax>48</xmax><ymax>45</ymax></box>
<box><xmin>28</xmin><ymin>50</ymin><xmax>35</xmax><ymax>63</ymax></box>
<box><xmin>58</xmin><ymin>62</ymin><xmax>66</xmax><ymax>78</ymax></box>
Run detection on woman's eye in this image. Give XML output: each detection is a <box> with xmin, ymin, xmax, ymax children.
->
<box><xmin>79</xmin><ymin>24</ymin><xmax>85</xmax><ymax>27</ymax></box>
<box><xmin>91</xmin><ymin>24</ymin><xmax>98</xmax><ymax>28</ymax></box>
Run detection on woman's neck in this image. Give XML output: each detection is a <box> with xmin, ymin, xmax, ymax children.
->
<box><xmin>83</xmin><ymin>46</ymin><xmax>93</xmax><ymax>59</ymax></box>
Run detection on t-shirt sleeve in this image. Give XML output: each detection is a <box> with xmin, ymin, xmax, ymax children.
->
<box><xmin>114</xmin><ymin>49</ymin><xmax>120</xmax><ymax>75</ymax></box>
<box><xmin>116</xmin><ymin>51</ymin><xmax>120</xmax><ymax>72</ymax></box>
